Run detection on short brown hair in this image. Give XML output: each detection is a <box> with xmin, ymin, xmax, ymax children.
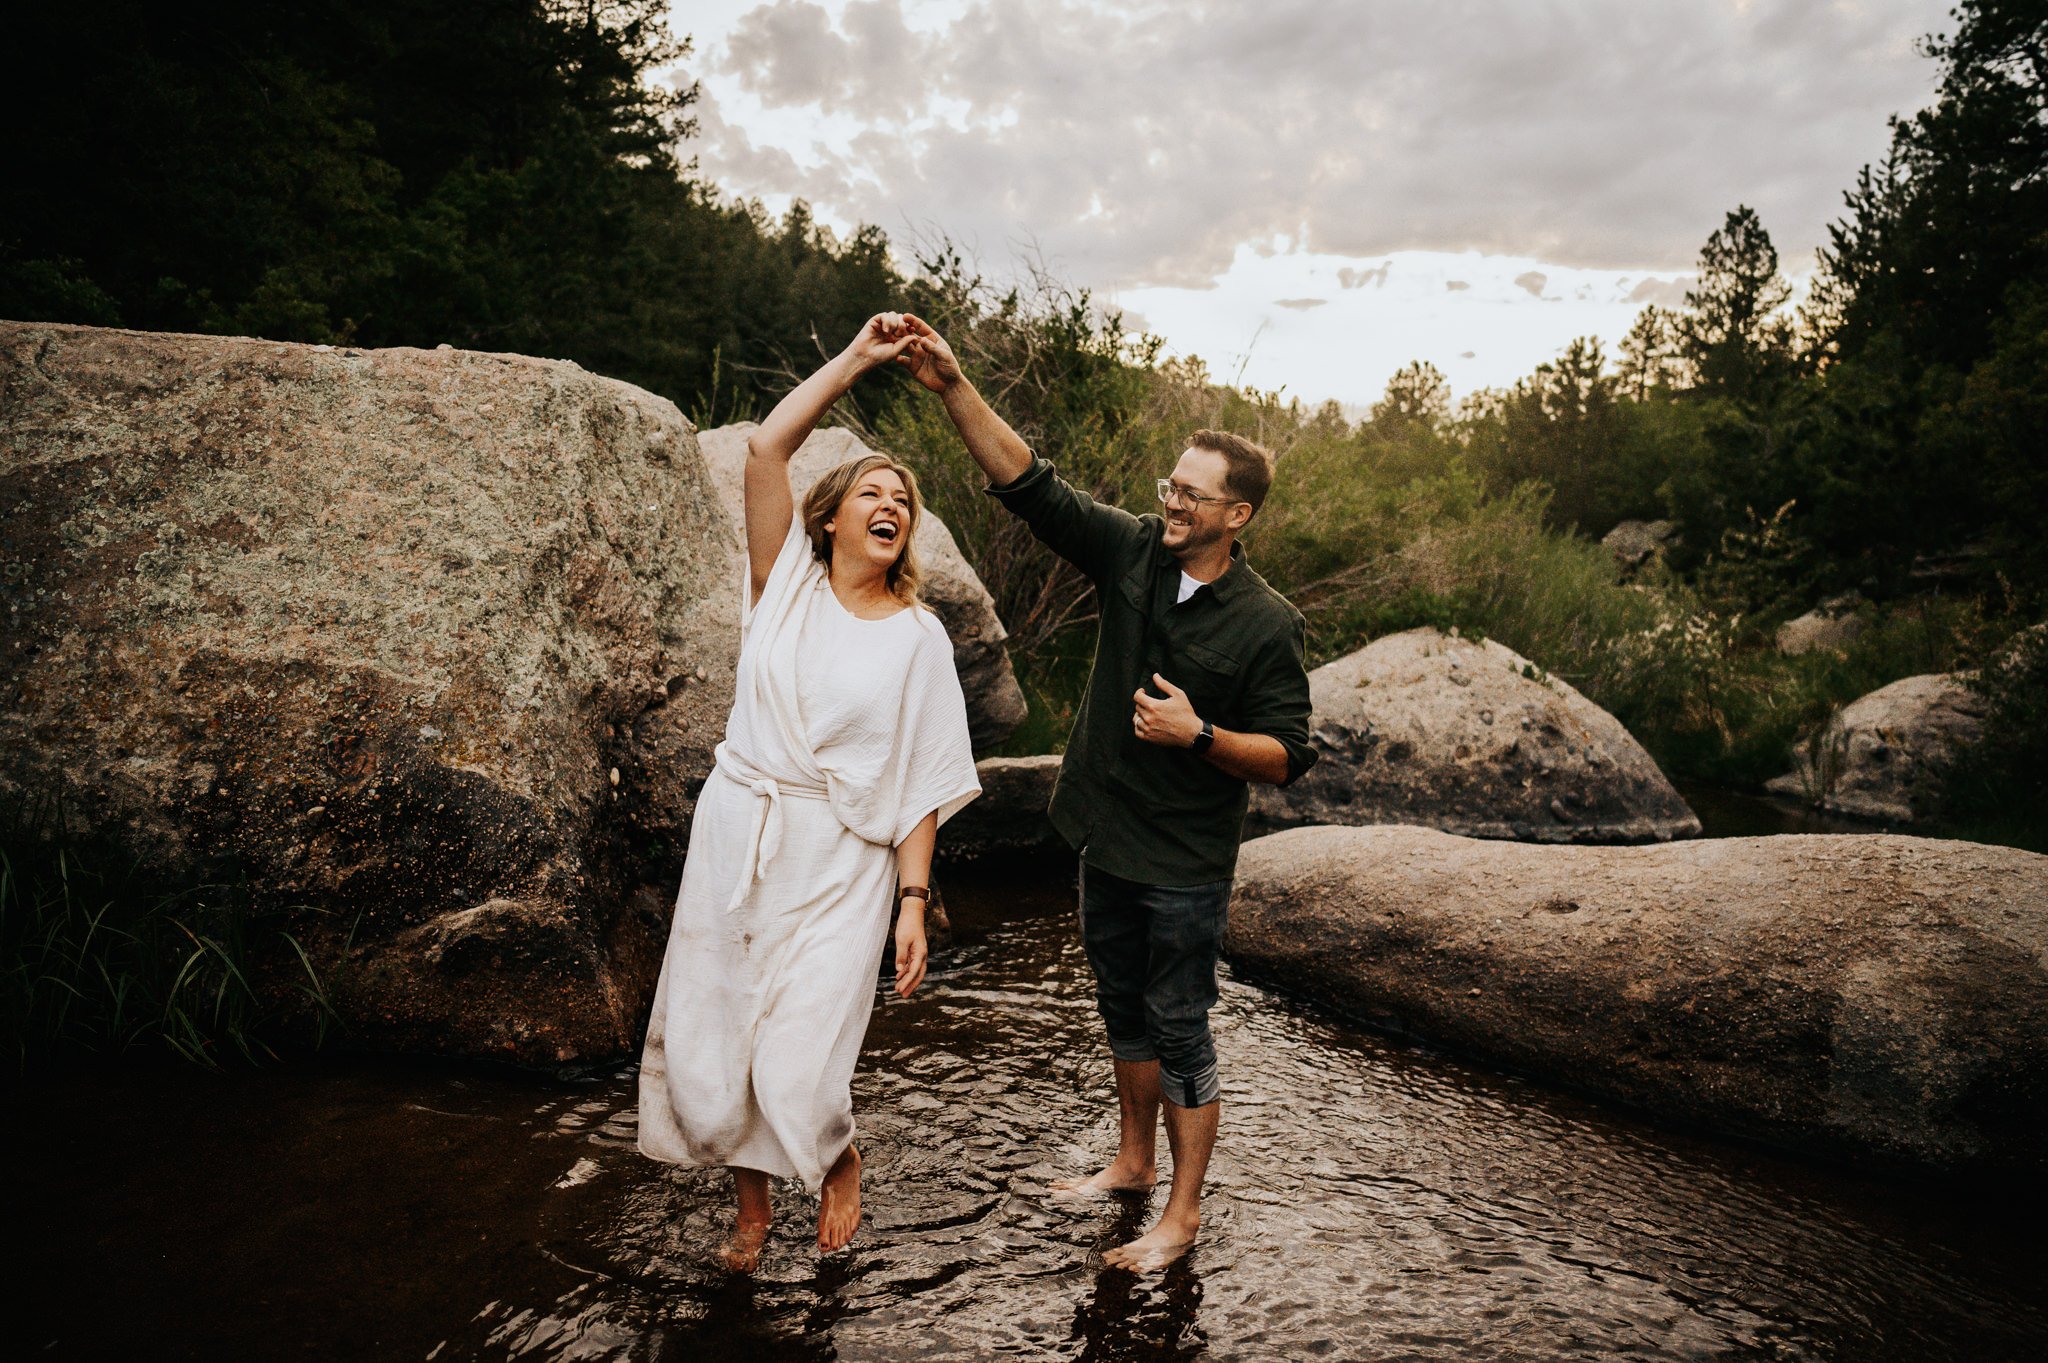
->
<box><xmin>1189</xmin><ymin>429</ymin><xmax>1275</xmax><ymax>515</ymax></box>
<box><xmin>801</xmin><ymin>454</ymin><xmax>925</xmax><ymax>605</ymax></box>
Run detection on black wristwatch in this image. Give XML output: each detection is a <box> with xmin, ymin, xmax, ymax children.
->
<box><xmin>1189</xmin><ymin>718</ymin><xmax>1215</xmax><ymax>754</ymax></box>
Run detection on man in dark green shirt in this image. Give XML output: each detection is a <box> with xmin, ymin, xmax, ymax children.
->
<box><xmin>894</xmin><ymin>312</ymin><xmax>1316</xmax><ymax>1271</ymax></box>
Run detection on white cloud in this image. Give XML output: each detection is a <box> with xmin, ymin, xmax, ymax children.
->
<box><xmin>1626</xmin><ymin>276</ymin><xmax>1693</xmax><ymax>307</ymax></box>
<box><xmin>666</xmin><ymin>0</ymin><xmax>1948</xmax><ymax>402</ymax></box>
<box><xmin>1115</xmin><ymin>246</ymin><xmax>1746</xmax><ymax>404</ymax></box>
<box><xmin>680</xmin><ymin>0</ymin><xmax>1945</xmax><ymax>283</ymax></box>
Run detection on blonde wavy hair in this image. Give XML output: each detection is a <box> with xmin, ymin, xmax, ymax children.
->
<box><xmin>801</xmin><ymin>453</ymin><xmax>925</xmax><ymax>606</ymax></box>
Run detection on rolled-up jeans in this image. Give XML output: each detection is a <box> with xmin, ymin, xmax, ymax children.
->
<box><xmin>1077</xmin><ymin>862</ymin><xmax>1232</xmax><ymax>1108</ymax></box>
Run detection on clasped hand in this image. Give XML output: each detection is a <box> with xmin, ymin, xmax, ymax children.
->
<box><xmin>845</xmin><ymin>313</ymin><xmax>961</xmax><ymax>393</ymax></box>
<box><xmin>1132</xmin><ymin>673</ymin><xmax>1202</xmax><ymax>748</ymax></box>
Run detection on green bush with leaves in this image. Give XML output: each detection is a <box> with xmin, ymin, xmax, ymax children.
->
<box><xmin>1942</xmin><ymin>625</ymin><xmax>2048</xmax><ymax>850</ymax></box>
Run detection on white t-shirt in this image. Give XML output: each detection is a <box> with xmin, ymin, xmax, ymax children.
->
<box><xmin>1177</xmin><ymin>570</ymin><xmax>1204</xmax><ymax>604</ymax></box>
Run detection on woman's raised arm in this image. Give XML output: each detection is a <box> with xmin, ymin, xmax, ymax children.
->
<box><xmin>743</xmin><ymin>313</ymin><xmax>917</xmax><ymax>601</ymax></box>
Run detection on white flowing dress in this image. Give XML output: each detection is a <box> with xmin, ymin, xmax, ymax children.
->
<box><xmin>637</xmin><ymin>513</ymin><xmax>981</xmax><ymax>1191</ymax></box>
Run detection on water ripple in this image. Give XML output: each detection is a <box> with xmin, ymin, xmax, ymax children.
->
<box><xmin>15</xmin><ymin>862</ymin><xmax>2045</xmax><ymax>1362</ymax></box>
<box><xmin>495</xmin><ymin>869</ymin><xmax>2048</xmax><ymax>1361</ymax></box>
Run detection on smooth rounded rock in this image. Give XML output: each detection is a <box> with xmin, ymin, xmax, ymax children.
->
<box><xmin>698</xmin><ymin>422</ymin><xmax>1027</xmax><ymax>752</ymax></box>
<box><xmin>1601</xmin><ymin>518</ymin><xmax>1676</xmax><ymax>577</ymax></box>
<box><xmin>1251</xmin><ymin>627</ymin><xmax>1699</xmax><ymax>843</ymax></box>
<box><xmin>1766</xmin><ymin>673</ymin><xmax>1983</xmax><ymax>822</ymax></box>
<box><xmin>1227</xmin><ymin>824</ymin><xmax>2048</xmax><ymax>1173</ymax></box>
<box><xmin>1776</xmin><ymin>592</ymin><xmax>1866</xmax><ymax>656</ymax></box>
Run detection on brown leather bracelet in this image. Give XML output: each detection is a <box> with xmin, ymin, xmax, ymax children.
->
<box><xmin>898</xmin><ymin>886</ymin><xmax>931</xmax><ymax>902</ymax></box>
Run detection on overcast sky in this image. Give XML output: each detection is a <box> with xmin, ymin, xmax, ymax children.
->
<box><xmin>663</xmin><ymin>0</ymin><xmax>1950</xmax><ymax>407</ymax></box>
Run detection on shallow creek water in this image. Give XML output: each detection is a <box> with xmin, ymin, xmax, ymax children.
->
<box><xmin>19</xmin><ymin>856</ymin><xmax>2048</xmax><ymax>1361</ymax></box>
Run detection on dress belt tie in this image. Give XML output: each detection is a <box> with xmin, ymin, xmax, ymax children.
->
<box><xmin>724</xmin><ymin>772</ymin><xmax>830</xmax><ymax>914</ymax></box>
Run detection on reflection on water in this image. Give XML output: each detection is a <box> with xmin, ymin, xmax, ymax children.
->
<box><xmin>18</xmin><ymin>860</ymin><xmax>2048</xmax><ymax>1361</ymax></box>
<box><xmin>1674</xmin><ymin>781</ymin><xmax>1888</xmax><ymax>840</ymax></box>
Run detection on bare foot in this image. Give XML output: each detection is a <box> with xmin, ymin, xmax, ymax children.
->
<box><xmin>817</xmin><ymin>1144</ymin><xmax>862</xmax><ymax>1253</ymax></box>
<box><xmin>1051</xmin><ymin>1162</ymin><xmax>1156</xmax><ymax>1197</ymax></box>
<box><xmin>1101</xmin><ymin>1217</ymin><xmax>1198</xmax><ymax>1272</ymax></box>
<box><xmin>718</xmin><ymin>1218</ymin><xmax>770</xmax><ymax>1273</ymax></box>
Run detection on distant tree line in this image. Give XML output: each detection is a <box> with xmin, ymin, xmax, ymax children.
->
<box><xmin>1</xmin><ymin>0</ymin><xmax>905</xmax><ymax>426</ymax></box>
<box><xmin>7</xmin><ymin>0</ymin><xmax>2038</xmax><ymax>610</ymax></box>
<box><xmin>1447</xmin><ymin>0</ymin><xmax>2046</xmax><ymax>606</ymax></box>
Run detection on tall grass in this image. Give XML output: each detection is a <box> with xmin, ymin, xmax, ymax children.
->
<box><xmin>870</xmin><ymin>255</ymin><xmax>2041</xmax><ymax>831</ymax></box>
<box><xmin>1</xmin><ymin>798</ymin><xmax>347</xmax><ymax>1072</ymax></box>
<box><xmin>1940</xmin><ymin>622</ymin><xmax>2048</xmax><ymax>851</ymax></box>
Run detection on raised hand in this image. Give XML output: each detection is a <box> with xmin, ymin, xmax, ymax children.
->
<box><xmin>902</xmin><ymin>312</ymin><xmax>1036</xmax><ymax>484</ymax></box>
<box><xmin>843</xmin><ymin>312</ymin><xmax>919</xmax><ymax>373</ymax></box>
<box><xmin>894</xmin><ymin>314</ymin><xmax>964</xmax><ymax>393</ymax></box>
<box><xmin>1132</xmin><ymin>673</ymin><xmax>1201</xmax><ymax>747</ymax></box>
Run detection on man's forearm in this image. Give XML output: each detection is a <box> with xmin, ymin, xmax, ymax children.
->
<box><xmin>939</xmin><ymin>379</ymin><xmax>1034</xmax><ymax>486</ymax></box>
<box><xmin>1201</xmin><ymin>727</ymin><xmax>1293</xmax><ymax>786</ymax></box>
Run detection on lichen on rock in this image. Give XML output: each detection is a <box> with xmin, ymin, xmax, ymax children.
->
<box><xmin>0</xmin><ymin>321</ymin><xmax>737</xmax><ymax>1065</ymax></box>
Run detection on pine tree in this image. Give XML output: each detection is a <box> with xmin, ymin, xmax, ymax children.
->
<box><xmin>1616</xmin><ymin>305</ymin><xmax>1686</xmax><ymax>399</ymax></box>
<box><xmin>1675</xmin><ymin>206</ymin><xmax>1795</xmax><ymax>404</ymax></box>
<box><xmin>1812</xmin><ymin>0</ymin><xmax>2048</xmax><ymax>372</ymax></box>
<box><xmin>1368</xmin><ymin>361</ymin><xmax>1451</xmax><ymax>432</ymax></box>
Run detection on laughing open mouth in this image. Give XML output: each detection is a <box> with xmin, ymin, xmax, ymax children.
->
<box><xmin>869</xmin><ymin>520</ymin><xmax>900</xmax><ymax>544</ymax></box>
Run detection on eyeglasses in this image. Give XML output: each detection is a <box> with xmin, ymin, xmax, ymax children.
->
<box><xmin>1156</xmin><ymin>478</ymin><xmax>1238</xmax><ymax>510</ymax></box>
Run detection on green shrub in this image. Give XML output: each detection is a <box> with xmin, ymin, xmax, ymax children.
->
<box><xmin>857</xmin><ymin>238</ymin><xmax>2041</xmax><ymax>849</ymax></box>
<box><xmin>1942</xmin><ymin>625</ymin><xmax>2048</xmax><ymax>849</ymax></box>
<box><xmin>1</xmin><ymin>799</ymin><xmax>345</xmax><ymax>1071</ymax></box>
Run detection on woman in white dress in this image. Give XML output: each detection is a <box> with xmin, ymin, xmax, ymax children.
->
<box><xmin>637</xmin><ymin>314</ymin><xmax>982</xmax><ymax>1271</ymax></box>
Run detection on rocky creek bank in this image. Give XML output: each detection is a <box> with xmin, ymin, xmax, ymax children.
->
<box><xmin>1</xmin><ymin>326</ymin><xmax>1039</xmax><ymax>1068</ymax></box>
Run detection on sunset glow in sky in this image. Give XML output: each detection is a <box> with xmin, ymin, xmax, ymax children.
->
<box><xmin>664</xmin><ymin>0</ymin><xmax>1949</xmax><ymax>407</ymax></box>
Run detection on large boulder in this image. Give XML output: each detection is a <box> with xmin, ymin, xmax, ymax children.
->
<box><xmin>0</xmin><ymin>322</ymin><xmax>738</xmax><ymax>1065</ymax></box>
<box><xmin>1252</xmin><ymin>627</ymin><xmax>1698</xmax><ymax>843</ymax></box>
<box><xmin>1765</xmin><ymin>673</ymin><xmax>1983</xmax><ymax>822</ymax></box>
<box><xmin>1601</xmin><ymin>519</ymin><xmax>1675</xmax><ymax>578</ymax></box>
<box><xmin>697</xmin><ymin>422</ymin><xmax>1027</xmax><ymax>751</ymax></box>
<box><xmin>1228</xmin><ymin>824</ymin><xmax>2048</xmax><ymax>1173</ymax></box>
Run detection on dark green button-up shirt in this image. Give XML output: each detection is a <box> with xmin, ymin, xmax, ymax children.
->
<box><xmin>988</xmin><ymin>457</ymin><xmax>1317</xmax><ymax>886</ymax></box>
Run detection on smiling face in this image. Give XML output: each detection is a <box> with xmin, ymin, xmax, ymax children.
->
<box><xmin>823</xmin><ymin>466</ymin><xmax>915</xmax><ymax>572</ymax></box>
<box><xmin>1160</xmin><ymin>446</ymin><xmax>1247</xmax><ymax>555</ymax></box>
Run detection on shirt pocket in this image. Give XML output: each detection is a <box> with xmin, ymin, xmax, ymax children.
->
<box><xmin>1118</xmin><ymin>569</ymin><xmax>1152</xmax><ymax>615</ymax></box>
<box><xmin>1172</xmin><ymin>641</ymin><xmax>1244</xmax><ymax>720</ymax></box>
